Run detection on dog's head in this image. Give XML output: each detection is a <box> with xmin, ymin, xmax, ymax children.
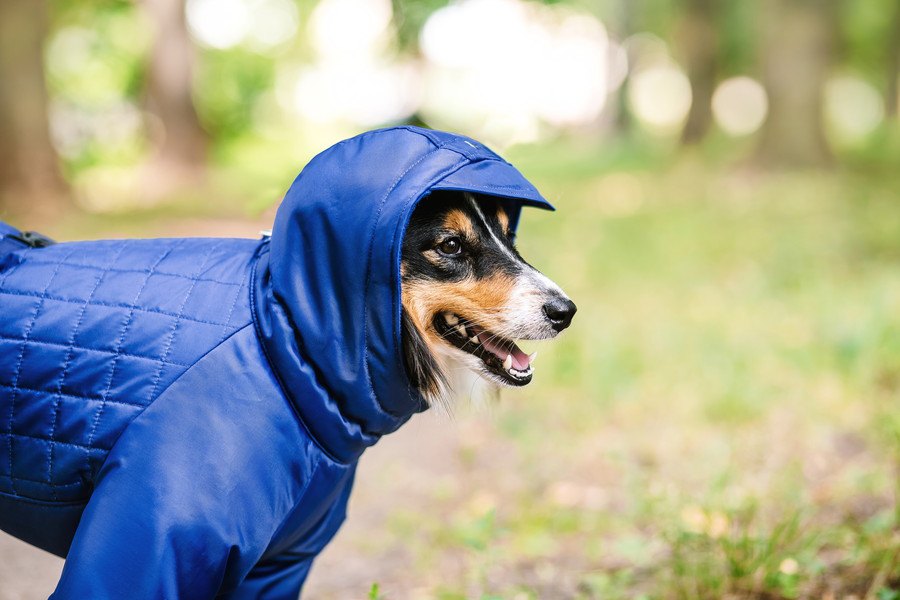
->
<box><xmin>401</xmin><ymin>191</ymin><xmax>576</xmax><ymax>404</ymax></box>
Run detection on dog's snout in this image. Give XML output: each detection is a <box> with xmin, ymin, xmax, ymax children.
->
<box><xmin>542</xmin><ymin>297</ymin><xmax>577</xmax><ymax>332</ymax></box>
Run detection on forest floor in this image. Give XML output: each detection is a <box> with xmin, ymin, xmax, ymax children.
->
<box><xmin>1</xmin><ymin>150</ymin><xmax>899</xmax><ymax>599</ymax></box>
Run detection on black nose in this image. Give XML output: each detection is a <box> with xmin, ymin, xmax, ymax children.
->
<box><xmin>543</xmin><ymin>297</ymin><xmax>577</xmax><ymax>332</ymax></box>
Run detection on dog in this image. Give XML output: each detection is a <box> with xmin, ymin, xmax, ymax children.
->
<box><xmin>401</xmin><ymin>190</ymin><xmax>575</xmax><ymax>405</ymax></box>
<box><xmin>0</xmin><ymin>126</ymin><xmax>574</xmax><ymax>598</ymax></box>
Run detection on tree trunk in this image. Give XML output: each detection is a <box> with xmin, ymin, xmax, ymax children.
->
<box><xmin>678</xmin><ymin>0</ymin><xmax>718</xmax><ymax>145</ymax></box>
<box><xmin>0</xmin><ymin>0</ymin><xmax>69</xmax><ymax>216</ymax></box>
<box><xmin>611</xmin><ymin>0</ymin><xmax>636</xmax><ymax>136</ymax></box>
<box><xmin>755</xmin><ymin>0</ymin><xmax>837</xmax><ymax>168</ymax></box>
<box><xmin>140</xmin><ymin>0</ymin><xmax>207</xmax><ymax>183</ymax></box>
<box><xmin>886</xmin><ymin>0</ymin><xmax>900</xmax><ymax>120</ymax></box>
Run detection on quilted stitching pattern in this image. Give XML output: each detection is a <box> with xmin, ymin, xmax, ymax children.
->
<box><xmin>0</xmin><ymin>237</ymin><xmax>258</xmax><ymax>502</ymax></box>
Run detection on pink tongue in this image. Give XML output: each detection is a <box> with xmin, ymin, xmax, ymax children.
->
<box><xmin>478</xmin><ymin>331</ymin><xmax>530</xmax><ymax>370</ymax></box>
<box><xmin>509</xmin><ymin>347</ymin><xmax>530</xmax><ymax>370</ymax></box>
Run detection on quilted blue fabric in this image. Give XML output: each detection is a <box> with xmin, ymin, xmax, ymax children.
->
<box><xmin>0</xmin><ymin>237</ymin><xmax>255</xmax><ymax>502</ymax></box>
<box><xmin>0</xmin><ymin>126</ymin><xmax>553</xmax><ymax>599</ymax></box>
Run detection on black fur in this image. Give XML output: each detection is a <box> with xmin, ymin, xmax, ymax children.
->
<box><xmin>401</xmin><ymin>191</ymin><xmax>523</xmax><ymax>285</ymax></box>
<box><xmin>401</xmin><ymin>309</ymin><xmax>445</xmax><ymax>399</ymax></box>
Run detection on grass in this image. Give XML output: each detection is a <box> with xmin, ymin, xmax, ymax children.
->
<box><xmin>27</xmin><ymin>139</ymin><xmax>900</xmax><ymax>598</ymax></box>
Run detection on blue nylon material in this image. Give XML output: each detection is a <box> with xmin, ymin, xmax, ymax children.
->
<box><xmin>0</xmin><ymin>126</ymin><xmax>552</xmax><ymax>598</ymax></box>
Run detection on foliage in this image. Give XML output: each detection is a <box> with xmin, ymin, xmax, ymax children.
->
<box><xmin>391</xmin><ymin>0</ymin><xmax>452</xmax><ymax>50</ymax></box>
<box><xmin>840</xmin><ymin>0</ymin><xmax>898</xmax><ymax>85</ymax></box>
<box><xmin>27</xmin><ymin>0</ymin><xmax>900</xmax><ymax>189</ymax></box>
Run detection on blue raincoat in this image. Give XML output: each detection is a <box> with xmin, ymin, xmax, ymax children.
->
<box><xmin>0</xmin><ymin>126</ymin><xmax>552</xmax><ymax>598</ymax></box>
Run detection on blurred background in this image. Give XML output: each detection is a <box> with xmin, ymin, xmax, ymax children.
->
<box><xmin>1</xmin><ymin>0</ymin><xmax>900</xmax><ymax>598</ymax></box>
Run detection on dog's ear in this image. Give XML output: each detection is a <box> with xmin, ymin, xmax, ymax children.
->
<box><xmin>401</xmin><ymin>308</ymin><xmax>445</xmax><ymax>402</ymax></box>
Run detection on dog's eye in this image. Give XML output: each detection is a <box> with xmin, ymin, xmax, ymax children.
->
<box><xmin>437</xmin><ymin>237</ymin><xmax>462</xmax><ymax>257</ymax></box>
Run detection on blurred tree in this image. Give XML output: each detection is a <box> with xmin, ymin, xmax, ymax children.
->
<box><xmin>0</xmin><ymin>0</ymin><xmax>70</xmax><ymax>215</ymax></box>
<box><xmin>677</xmin><ymin>0</ymin><xmax>719</xmax><ymax>144</ymax></box>
<box><xmin>140</xmin><ymin>0</ymin><xmax>207</xmax><ymax>182</ymax></box>
<box><xmin>755</xmin><ymin>0</ymin><xmax>838</xmax><ymax>167</ymax></box>
<box><xmin>886</xmin><ymin>0</ymin><xmax>900</xmax><ymax>119</ymax></box>
<box><xmin>838</xmin><ymin>0</ymin><xmax>898</xmax><ymax>121</ymax></box>
<box><xmin>392</xmin><ymin>0</ymin><xmax>452</xmax><ymax>52</ymax></box>
<box><xmin>192</xmin><ymin>50</ymin><xmax>275</xmax><ymax>142</ymax></box>
<box><xmin>718</xmin><ymin>1</ymin><xmax>756</xmax><ymax>76</ymax></box>
<box><xmin>611</xmin><ymin>0</ymin><xmax>637</xmax><ymax>136</ymax></box>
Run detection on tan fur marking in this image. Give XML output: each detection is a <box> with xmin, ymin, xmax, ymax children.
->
<box><xmin>496</xmin><ymin>207</ymin><xmax>510</xmax><ymax>236</ymax></box>
<box><xmin>401</xmin><ymin>272</ymin><xmax>518</xmax><ymax>351</ymax></box>
<box><xmin>442</xmin><ymin>209</ymin><xmax>476</xmax><ymax>238</ymax></box>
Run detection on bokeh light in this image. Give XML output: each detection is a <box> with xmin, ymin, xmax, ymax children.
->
<box><xmin>186</xmin><ymin>0</ymin><xmax>248</xmax><ymax>49</ymax></box>
<box><xmin>711</xmin><ymin>76</ymin><xmax>768</xmax><ymax>136</ymax></box>
<box><xmin>309</xmin><ymin>0</ymin><xmax>393</xmax><ymax>60</ymax></box>
<box><xmin>186</xmin><ymin>0</ymin><xmax>299</xmax><ymax>51</ymax></box>
<box><xmin>419</xmin><ymin>0</ymin><xmax>617</xmax><ymax>147</ymax></box>
<box><xmin>290</xmin><ymin>63</ymin><xmax>420</xmax><ymax>127</ymax></box>
<box><xmin>824</xmin><ymin>74</ymin><xmax>884</xmax><ymax>143</ymax></box>
<box><xmin>280</xmin><ymin>0</ymin><xmax>416</xmax><ymax>131</ymax></box>
<box><xmin>627</xmin><ymin>63</ymin><xmax>692</xmax><ymax>133</ymax></box>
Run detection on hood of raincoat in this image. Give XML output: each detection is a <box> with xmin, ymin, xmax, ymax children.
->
<box><xmin>252</xmin><ymin>126</ymin><xmax>553</xmax><ymax>463</ymax></box>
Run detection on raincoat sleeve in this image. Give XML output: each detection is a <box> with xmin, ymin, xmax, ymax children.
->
<box><xmin>220</xmin><ymin>553</ymin><xmax>314</xmax><ymax>600</ymax></box>
<box><xmin>50</xmin><ymin>327</ymin><xmax>311</xmax><ymax>600</ymax></box>
<box><xmin>225</xmin><ymin>467</ymin><xmax>354</xmax><ymax>600</ymax></box>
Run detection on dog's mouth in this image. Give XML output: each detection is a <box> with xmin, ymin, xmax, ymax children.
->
<box><xmin>433</xmin><ymin>311</ymin><xmax>535</xmax><ymax>386</ymax></box>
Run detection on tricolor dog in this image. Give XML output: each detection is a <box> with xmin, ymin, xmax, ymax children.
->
<box><xmin>0</xmin><ymin>127</ymin><xmax>574</xmax><ymax>598</ymax></box>
<box><xmin>401</xmin><ymin>190</ymin><xmax>575</xmax><ymax>404</ymax></box>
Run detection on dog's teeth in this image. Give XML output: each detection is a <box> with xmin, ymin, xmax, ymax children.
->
<box><xmin>444</xmin><ymin>313</ymin><xmax>459</xmax><ymax>326</ymax></box>
<box><xmin>503</xmin><ymin>354</ymin><xmax>512</xmax><ymax>370</ymax></box>
<box><xmin>470</xmin><ymin>335</ymin><xmax>479</xmax><ymax>345</ymax></box>
<box><xmin>528</xmin><ymin>351</ymin><xmax>538</xmax><ymax>364</ymax></box>
<box><xmin>456</xmin><ymin>324</ymin><xmax>466</xmax><ymax>337</ymax></box>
